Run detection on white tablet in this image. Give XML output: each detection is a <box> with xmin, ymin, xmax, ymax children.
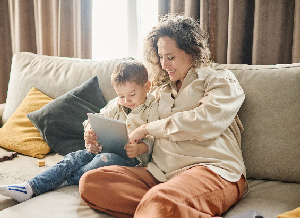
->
<box><xmin>87</xmin><ymin>113</ymin><xmax>130</xmax><ymax>160</ymax></box>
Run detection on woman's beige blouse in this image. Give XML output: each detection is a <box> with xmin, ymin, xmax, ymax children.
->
<box><xmin>147</xmin><ymin>67</ymin><xmax>246</xmax><ymax>183</ymax></box>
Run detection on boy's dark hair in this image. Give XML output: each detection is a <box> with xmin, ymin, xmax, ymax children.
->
<box><xmin>111</xmin><ymin>60</ymin><xmax>149</xmax><ymax>87</ymax></box>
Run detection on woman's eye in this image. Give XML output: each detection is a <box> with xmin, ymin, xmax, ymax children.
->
<box><xmin>168</xmin><ymin>57</ymin><xmax>174</xmax><ymax>60</ymax></box>
<box><xmin>131</xmin><ymin>94</ymin><xmax>136</xmax><ymax>97</ymax></box>
<box><xmin>119</xmin><ymin>96</ymin><xmax>124</xmax><ymax>99</ymax></box>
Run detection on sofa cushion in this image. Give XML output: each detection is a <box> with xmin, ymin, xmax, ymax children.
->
<box><xmin>0</xmin><ymin>186</ymin><xmax>114</xmax><ymax>218</ymax></box>
<box><xmin>0</xmin><ymin>87</ymin><xmax>52</xmax><ymax>158</ymax></box>
<box><xmin>214</xmin><ymin>63</ymin><xmax>300</xmax><ymax>183</ymax></box>
<box><xmin>223</xmin><ymin>179</ymin><xmax>300</xmax><ymax>218</ymax></box>
<box><xmin>27</xmin><ymin>76</ymin><xmax>107</xmax><ymax>156</ymax></box>
<box><xmin>2</xmin><ymin>52</ymin><xmax>131</xmax><ymax>124</ymax></box>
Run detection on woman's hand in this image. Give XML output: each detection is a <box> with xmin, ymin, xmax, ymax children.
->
<box><xmin>84</xmin><ymin>122</ymin><xmax>102</xmax><ymax>154</ymax></box>
<box><xmin>128</xmin><ymin>124</ymin><xmax>149</xmax><ymax>144</ymax></box>
<box><xmin>125</xmin><ymin>142</ymin><xmax>148</xmax><ymax>158</ymax></box>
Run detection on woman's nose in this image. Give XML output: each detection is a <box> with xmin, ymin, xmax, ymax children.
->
<box><xmin>161</xmin><ymin>58</ymin><xmax>168</xmax><ymax>70</ymax></box>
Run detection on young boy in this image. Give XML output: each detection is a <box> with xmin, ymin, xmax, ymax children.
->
<box><xmin>0</xmin><ymin>60</ymin><xmax>159</xmax><ymax>202</ymax></box>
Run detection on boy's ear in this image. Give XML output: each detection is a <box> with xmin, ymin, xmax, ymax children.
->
<box><xmin>144</xmin><ymin>81</ymin><xmax>151</xmax><ymax>92</ymax></box>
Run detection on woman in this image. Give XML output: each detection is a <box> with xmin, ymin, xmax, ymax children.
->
<box><xmin>79</xmin><ymin>15</ymin><xmax>247</xmax><ymax>218</ymax></box>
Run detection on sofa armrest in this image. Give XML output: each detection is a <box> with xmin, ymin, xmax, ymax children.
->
<box><xmin>0</xmin><ymin>103</ymin><xmax>5</xmax><ymax>127</ymax></box>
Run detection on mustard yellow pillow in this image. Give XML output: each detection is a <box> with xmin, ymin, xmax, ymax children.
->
<box><xmin>0</xmin><ymin>87</ymin><xmax>53</xmax><ymax>158</ymax></box>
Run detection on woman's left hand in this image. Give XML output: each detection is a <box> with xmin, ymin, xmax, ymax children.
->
<box><xmin>129</xmin><ymin>124</ymin><xmax>149</xmax><ymax>143</ymax></box>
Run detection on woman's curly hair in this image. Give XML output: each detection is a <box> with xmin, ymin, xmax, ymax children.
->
<box><xmin>143</xmin><ymin>14</ymin><xmax>212</xmax><ymax>86</ymax></box>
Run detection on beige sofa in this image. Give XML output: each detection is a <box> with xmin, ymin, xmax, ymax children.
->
<box><xmin>0</xmin><ymin>52</ymin><xmax>299</xmax><ymax>218</ymax></box>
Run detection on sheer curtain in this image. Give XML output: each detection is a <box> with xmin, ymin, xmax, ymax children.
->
<box><xmin>92</xmin><ymin>0</ymin><xmax>158</xmax><ymax>61</ymax></box>
<box><xmin>159</xmin><ymin>0</ymin><xmax>300</xmax><ymax>65</ymax></box>
<box><xmin>127</xmin><ymin>0</ymin><xmax>159</xmax><ymax>59</ymax></box>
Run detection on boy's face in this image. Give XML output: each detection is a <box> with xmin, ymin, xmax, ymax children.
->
<box><xmin>114</xmin><ymin>81</ymin><xmax>150</xmax><ymax>110</ymax></box>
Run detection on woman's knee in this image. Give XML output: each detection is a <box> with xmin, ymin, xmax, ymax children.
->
<box><xmin>79</xmin><ymin>167</ymin><xmax>109</xmax><ymax>212</ymax></box>
<box><xmin>79</xmin><ymin>165</ymin><xmax>142</xmax><ymax>214</ymax></box>
<box><xmin>79</xmin><ymin>165</ymin><xmax>127</xmax><ymax>192</ymax></box>
<box><xmin>79</xmin><ymin>168</ymin><xmax>96</xmax><ymax>201</ymax></box>
<box><xmin>79</xmin><ymin>166</ymin><xmax>112</xmax><ymax>200</ymax></box>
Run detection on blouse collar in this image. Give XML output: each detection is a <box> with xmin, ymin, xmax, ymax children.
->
<box><xmin>169</xmin><ymin>68</ymin><xmax>198</xmax><ymax>92</ymax></box>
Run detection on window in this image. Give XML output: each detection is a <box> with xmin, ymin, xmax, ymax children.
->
<box><xmin>92</xmin><ymin>0</ymin><xmax>158</xmax><ymax>61</ymax></box>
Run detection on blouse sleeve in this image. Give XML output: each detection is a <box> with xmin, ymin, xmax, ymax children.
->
<box><xmin>147</xmin><ymin>69</ymin><xmax>245</xmax><ymax>141</ymax></box>
<box><xmin>140</xmin><ymin>96</ymin><xmax>159</xmax><ymax>155</ymax></box>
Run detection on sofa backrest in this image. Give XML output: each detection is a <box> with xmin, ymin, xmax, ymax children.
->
<box><xmin>2</xmin><ymin>52</ymin><xmax>300</xmax><ymax>183</ymax></box>
<box><xmin>215</xmin><ymin>63</ymin><xmax>300</xmax><ymax>183</ymax></box>
<box><xmin>2</xmin><ymin>52</ymin><xmax>128</xmax><ymax>124</ymax></box>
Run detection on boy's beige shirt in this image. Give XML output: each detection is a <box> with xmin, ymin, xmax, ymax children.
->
<box><xmin>147</xmin><ymin>67</ymin><xmax>246</xmax><ymax>183</ymax></box>
<box><xmin>98</xmin><ymin>93</ymin><xmax>159</xmax><ymax>166</ymax></box>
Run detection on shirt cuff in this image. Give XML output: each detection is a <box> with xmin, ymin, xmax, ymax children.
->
<box><xmin>82</xmin><ymin>119</ymin><xmax>89</xmax><ymax>129</ymax></box>
<box><xmin>147</xmin><ymin>118</ymin><xmax>170</xmax><ymax>139</ymax></box>
<box><xmin>141</xmin><ymin>137</ymin><xmax>154</xmax><ymax>155</ymax></box>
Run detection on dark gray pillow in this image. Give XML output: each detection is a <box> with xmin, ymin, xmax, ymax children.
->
<box><xmin>27</xmin><ymin>76</ymin><xmax>107</xmax><ymax>155</ymax></box>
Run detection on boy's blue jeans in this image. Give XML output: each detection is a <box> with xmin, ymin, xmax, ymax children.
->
<box><xmin>29</xmin><ymin>149</ymin><xmax>139</xmax><ymax>196</ymax></box>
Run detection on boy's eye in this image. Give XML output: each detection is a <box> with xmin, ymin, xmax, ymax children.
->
<box><xmin>119</xmin><ymin>96</ymin><xmax>124</xmax><ymax>99</ymax></box>
<box><xmin>131</xmin><ymin>94</ymin><xmax>136</xmax><ymax>97</ymax></box>
<box><xmin>168</xmin><ymin>56</ymin><xmax>174</xmax><ymax>60</ymax></box>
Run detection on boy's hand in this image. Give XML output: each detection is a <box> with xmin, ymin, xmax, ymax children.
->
<box><xmin>125</xmin><ymin>142</ymin><xmax>148</xmax><ymax>159</ymax></box>
<box><xmin>84</xmin><ymin>122</ymin><xmax>102</xmax><ymax>154</ymax></box>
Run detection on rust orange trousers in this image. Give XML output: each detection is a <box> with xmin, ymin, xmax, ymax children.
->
<box><xmin>79</xmin><ymin>165</ymin><xmax>245</xmax><ymax>218</ymax></box>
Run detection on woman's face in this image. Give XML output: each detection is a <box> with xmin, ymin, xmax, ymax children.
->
<box><xmin>157</xmin><ymin>36</ymin><xmax>192</xmax><ymax>82</ymax></box>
